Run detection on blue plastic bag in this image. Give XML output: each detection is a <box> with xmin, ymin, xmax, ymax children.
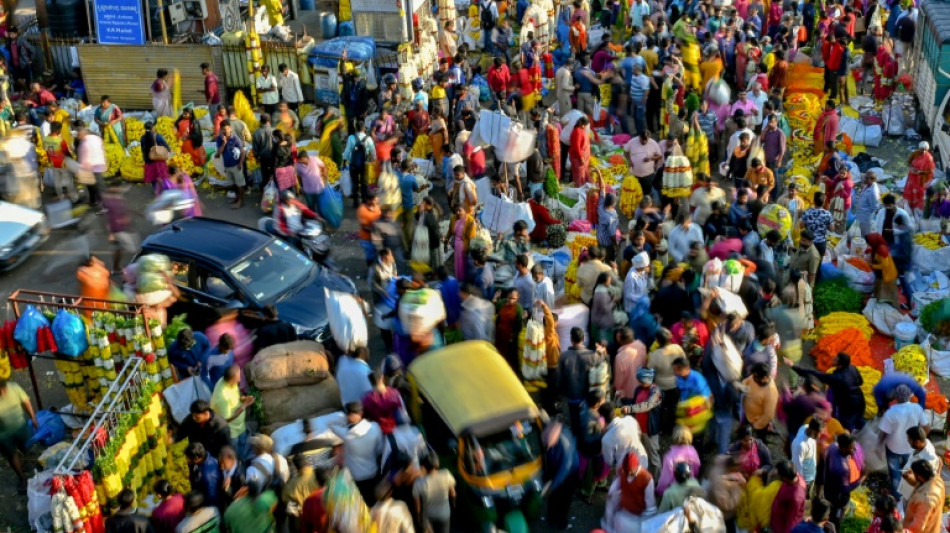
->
<box><xmin>13</xmin><ymin>305</ymin><xmax>49</xmax><ymax>354</ymax></box>
<box><xmin>819</xmin><ymin>262</ymin><xmax>845</xmax><ymax>281</ymax></box>
<box><xmin>51</xmin><ymin>310</ymin><xmax>88</xmax><ymax>358</ymax></box>
<box><xmin>26</xmin><ymin>410</ymin><xmax>65</xmax><ymax>448</ymax></box>
<box><xmin>319</xmin><ymin>187</ymin><xmax>344</xmax><ymax>229</ymax></box>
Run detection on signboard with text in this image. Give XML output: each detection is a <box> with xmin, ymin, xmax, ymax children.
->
<box><xmin>94</xmin><ymin>0</ymin><xmax>146</xmax><ymax>45</ymax></box>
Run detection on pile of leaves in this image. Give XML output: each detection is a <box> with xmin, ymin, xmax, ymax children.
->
<box><xmin>814</xmin><ymin>278</ymin><xmax>864</xmax><ymax>318</ymax></box>
<box><xmin>919</xmin><ymin>298</ymin><xmax>950</xmax><ymax>334</ymax></box>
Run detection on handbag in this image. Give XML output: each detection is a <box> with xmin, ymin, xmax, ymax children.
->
<box><xmin>149</xmin><ymin>134</ymin><xmax>170</xmax><ymax>161</ymax></box>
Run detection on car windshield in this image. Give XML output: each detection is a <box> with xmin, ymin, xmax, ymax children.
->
<box><xmin>464</xmin><ymin>420</ymin><xmax>542</xmax><ymax>476</ymax></box>
<box><xmin>228</xmin><ymin>239</ymin><xmax>313</xmax><ymax>302</ymax></box>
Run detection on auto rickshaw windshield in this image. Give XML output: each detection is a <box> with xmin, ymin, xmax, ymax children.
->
<box><xmin>463</xmin><ymin>419</ymin><xmax>542</xmax><ymax>476</ymax></box>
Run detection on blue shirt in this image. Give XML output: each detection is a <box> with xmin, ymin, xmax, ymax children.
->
<box><xmin>168</xmin><ymin>332</ymin><xmax>212</xmax><ymax>379</ymax></box>
<box><xmin>216</xmin><ymin>134</ymin><xmax>244</xmax><ymax>167</ymax></box>
<box><xmin>872</xmin><ymin>373</ymin><xmax>927</xmax><ymax>412</ymax></box>
<box><xmin>336</xmin><ymin>354</ymin><xmax>373</xmax><ymax>404</ymax></box>
<box><xmin>203</xmin><ymin>348</ymin><xmax>234</xmax><ymax>388</ymax></box>
<box><xmin>790</xmin><ymin>522</ymin><xmax>825</xmax><ymax>533</ymax></box>
<box><xmin>398</xmin><ymin>172</ymin><xmax>417</xmax><ymax>211</ymax></box>
<box><xmin>620</xmin><ymin>55</ymin><xmax>646</xmax><ymax>86</ymax></box>
<box><xmin>676</xmin><ymin>370</ymin><xmax>711</xmax><ymax>400</ymax></box>
<box><xmin>597</xmin><ymin>196</ymin><xmax>619</xmax><ymax>248</ymax></box>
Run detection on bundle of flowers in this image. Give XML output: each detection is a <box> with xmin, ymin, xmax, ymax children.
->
<box><xmin>816</xmin><ymin>312</ymin><xmax>873</xmax><ymax>340</ymax></box>
<box><xmin>893</xmin><ymin>344</ymin><xmax>929</xmax><ymax>385</ymax></box>
<box><xmin>811</xmin><ymin>328</ymin><xmax>874</xmax><ymax>371</ymax></box>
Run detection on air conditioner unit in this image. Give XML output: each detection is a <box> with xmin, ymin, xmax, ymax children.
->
<box><xmin>182</xmin><ymin>0</ymin><xmax>208</xmax><ymax>20</ymax></box>
<box><xmin>168</xmin><ymin>3</ymin><xmax>187</xmax><ymax>24</ymax></box>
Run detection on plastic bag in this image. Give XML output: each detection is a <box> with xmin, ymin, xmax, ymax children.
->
<box><xmin>923</xmin><ymin>336</ymin><xmax>950</xmax><ymax>378</ymax></box>
<box><xmin>398</xmin><ymin>288</ymin><xmax>447</xmax><ymax>336</ymax></box>
<box><xmin>136</xmin><ymin>253</ymin><xmax>170</xmax><ymax>274</ymax></box>
<box><xmin>137</xmin><ymin>272</ymin><xmax>168</xmax><ymax>293</ymax></box>
<box><xmin>26</xmin><ymin>410</ymin><xmax>65</xmax><ymax>448</ymax></box>
<box><xmin>51</xmin><ymin>310</ymin><xmax>88</xmax><ymax>358</ymax></box>
<box><xmin>855</xmin><ymin>417</ymin><xmax>887</xmax><ymax>472</ymax></box>
<box><xmin>862</xmin><ymin>298</ymin><xmax>914</xmax><ymax>337</ymax></box>
<box><xmin>715</xmin><ymin>289</ymin><xmax>748</xmax><ymax>318</ymax></box>
<box><xmin>378</xmin><ymin>169</ymin><xmax>402</xmax><ymax>208</ymax></box>
<box><xmin>319</xmin><ymin>187</ymin><xmax>344</xmax><ymax>229</ymax></box>
<box><xmin>261</xmin><ymin>180</ymin><xmax>278</xmax><ymax>214</ymax></box>
<box><xmin>28</xmin><ymin>470</ymin><xmax>53</xmax><ymax>528</ymax></box>
<box><xmin>710</xmin><ymin>332</ymin><xmax>742</xmax><ymax>383</ymax></box>
<box><xmin>410</xmin><ymin>223</ymin><xmax>430</xmax><ymax>266</ymax></box>
<box><xmin>325</xmin><ymin>288</ymin><xmax>368</xmax><ymax>353</ymax></box>
<box><xmin>14</xmin><ymin>305</ymin><xmax>49</xmax><ymax>354</ymax></box>
<box><xmin>162</xmin><ymin>376</ymin><xmax>212</xmax><ymax>423</ymax></box>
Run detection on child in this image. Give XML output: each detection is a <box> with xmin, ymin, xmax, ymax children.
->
<box><xmin>621</xmin><ymin>368</ymin><xmax>662</xmax><ymax>474</ymax></box>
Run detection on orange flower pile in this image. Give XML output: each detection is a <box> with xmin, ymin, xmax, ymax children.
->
<box><xmin>845</xmin><ymin>257</ymin><xmax>872</xmax><ymax>272</ymax></box>
<box><xmin>927</xmin><ymin>393</ymin><xmax>949</xmax><ymax>415</ymax></box>
<box><xmin>608</xmin><ymin>154</ymin><xmax>626</xmax><ymax>166</ymax></box>
<box><xmin>811</xmin><ymin>328</ymin><xmax>875</xmax><ymax>371</ymax></box>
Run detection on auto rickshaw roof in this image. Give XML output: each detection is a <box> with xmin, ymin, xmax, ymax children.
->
<box><xmin>408</xmin><ymin>341</ymin><xmax>539</xmax><ymax>437</ymax></box>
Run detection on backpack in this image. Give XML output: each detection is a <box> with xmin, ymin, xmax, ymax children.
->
<box><xmin>351</xmin><ymin>134</ymin><xmax>368</xmax><ymax>170</ymax></box>
<box><xmin>481</xmin><ymin>1</ymin><xmax>496</xmax><ymax>30</ymax></box>
<box><xmin>251</xmin><ymin>454</ymin><xmax>286</xmax><ymax>494</ymax></box>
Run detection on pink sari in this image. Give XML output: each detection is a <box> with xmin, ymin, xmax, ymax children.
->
<box><xmin>737</xmin><ymin>442</ymin><xmax>762</xmax><ymax>478</ymax></box>
<box><xmin>454</xmin><ymin>218</ymin><xmax>468</xmax><ymax>280</ymax></box>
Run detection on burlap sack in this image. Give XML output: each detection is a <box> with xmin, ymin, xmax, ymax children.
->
<box><xmin>247</xmin><ymin>340</ymin><xmax>331</xmax><ymax>390</ymax></box>
<box><xmin>260</xmin><ymin>378</ymin><xmax>343</xmax><ymax>432</ymax></box>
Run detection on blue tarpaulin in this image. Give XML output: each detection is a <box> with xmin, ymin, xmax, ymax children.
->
<box><xmin>307</xmin><ymin>36</ymin><xmax>377</xmax><ymax>69</ymax></box>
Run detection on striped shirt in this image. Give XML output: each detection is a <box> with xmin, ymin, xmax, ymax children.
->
<box><xmin>629</xmin><ymin>73</ymin><xmax>650</xmax><ymax>102</ymax></box>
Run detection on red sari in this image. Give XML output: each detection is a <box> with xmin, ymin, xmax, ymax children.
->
<box><xmin>177</xmin><ymin>119</ymin><xmax>207</xmax><ymax>167</ymax></box>
<box><xmin>906</xmin><ymin>150</ymin><xmax>936</xmax><ymax>211</ymax></box>
<box><xmin>873</xmin><ymin>47</ymin><xmax>897</xmax><ymax>102</ymax></box>
<box><xmin>569</xmin><ymin>126</ymin><xmax>591</xmax><ymax>186</ymax></box>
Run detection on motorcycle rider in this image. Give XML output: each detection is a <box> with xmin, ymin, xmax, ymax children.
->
<box><xmin>273</xmin><ymin>189</ymin><xmax>318</xmax><ymax>248</ymax></box>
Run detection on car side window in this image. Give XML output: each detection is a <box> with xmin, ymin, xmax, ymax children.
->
<box><xmin>196</xmin><ymin>267</ymin><xmax>241</xmax><ymax>302</ymax></box>
<box><xmin>169</xmin><ymin>260</ymin><xmax>193</xmax><ymax>287</ymax></box>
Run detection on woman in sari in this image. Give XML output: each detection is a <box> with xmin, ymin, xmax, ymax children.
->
<box><xmin>161</xmin><ymin>166</ymin><xmax>203</xmax><ymax>218</ymax></box>
<box><xmin>151</xmin><ymin>69</ymin><xmax>172</xmax><ymax>118</ymax></box>
<box><xmin>866</xmin><ymin>233</ymin><xmax>900</xmax><ymax>306</ymax></box>
<box><xmin>429</xmin><ymin>108</ymin><xmax>447</xmax><ymax>177</ymax></box>
<box><xmin>546</xmin><ymin>120</ymin><xmax>562</xmax><ymax>180</ymax></box>
<box><xmin>446</xmin><ymin>204</ymin><xmax>476</xmax><ymax>281</ymax></box>
<box><xmin>314</xmin><ymin>108</ymin><xmax>344</xmax><ymax>168</ymax></box>
<box><xmin>873</xmin><ymin>38</ymin><xmax>898</xmax><ymax>102</ymax></box>
<box><xmin>140</xmin><ymin>121</ymin><xmax>171</xmax><ymax>195</ymax></box>
<box><xmin>822</xmin><ymin>168</ymin><xmax>853</xmax><ymax>233</ymax></box>
<box><xmin>175</xmin><ymin>108</ymin><xmax>206</xmax><ymax>167</ymax></box>
<box><xmin>905</xmin><ymin>141</ymin><xmax>936</xmax><ymax>215</ymax></box>
<box><xmin>94</xmin><ymin>95</ymin><xmax>124</xmax><ymax>146</ymax></box>
<box><xmin>726</xmin><ymin>425</ymin><xmax>773</xmax><ymax>479</ymax></box>
<box><xmin>273</xmin><ymin>130</ymin><xmax>297</xmax><ymax>192</ymax></box>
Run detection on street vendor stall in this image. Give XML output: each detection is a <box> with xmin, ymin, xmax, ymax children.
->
<box><xmin>5</xmin><ymin>290</ymin><xmax>171</xmax><ymax>410</ymax></box>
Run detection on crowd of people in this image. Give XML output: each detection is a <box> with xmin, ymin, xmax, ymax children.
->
<box><xmin>0</xmin><ymin>0</ymin><xmax>943</xmax><ymax>531</ymax></box>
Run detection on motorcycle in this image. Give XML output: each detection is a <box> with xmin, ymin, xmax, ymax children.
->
<box><xmin>147</xmin><ymin>189</ymin><xmax>198</xmax><ymax>226</ymax></box>
<box><xmin>257</xmin><ymin>217</ymin><xmax>337</xmax><ymax>270</ymax></box>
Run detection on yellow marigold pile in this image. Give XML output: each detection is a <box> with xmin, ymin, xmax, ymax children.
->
<box><xmin>154</xmin><ymin>117</ymin><xmax>183</xmax><ymax>152</ymax></box>
<box><xmin>105</xmin><ymin>144</ymin><xmax>125</xmax><ymax>176</ymax></box>
<box><xmin>168</xmin><ymin>152</ymin><xmax>202</xmax><ymax>177</ymax></box>
<box><xmin>125</xmin><ymin>117</ymin><xmax>146</xmax><ymax>144</ymax></box>
<box><xmin>192</xmin><ymin>108</ymin><xmax>209</xmax><ymax>119</ymax></box>
<box><xmin>850</xmin><ymin>486</ymin><xmax>872</xmax><ymax>520</ymax></box>
<box><xmin>894</xmin><ymin>344</ymin><xmax>929</xmax><ymax>385</ymax></box>
<box><xmin>816</xmin><ymin>312</ymin><xmax>873</xmax><ymax>340</ymax></box>
<box><xmin>858</xmin><ymin>366</ymin><xmax>881</xmax><ymax>418</ymax></box>
<box><xmin>914</xmin><ymin>233</ymin><xmax>945</xmax><ymax>250</ymax></box>
<box><xmin>120</xmin><ymin>145</ymin><xmax>145</xmax><ymax>181</ymax></box>
<box><xmin>321</xmin><ymin>156</ymin><xmax>340</xmax><ymax>184</ymax></box>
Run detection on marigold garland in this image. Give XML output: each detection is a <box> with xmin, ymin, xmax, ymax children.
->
<box><xmin>816</xmin><ymin>312</ymin><xmax>873</xmax><ymax>340</ymax></box>
<box><xmin>926</xmin><ymin>393</ymin><xmax>949</xmax><ymax>415</ymax></box>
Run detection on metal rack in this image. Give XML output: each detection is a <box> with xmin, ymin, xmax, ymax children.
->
<box><xmin>53</xmin><ymin>357</ymin><xmax>146</xmax><ymax>475</ymax></box>
<box><xmin>7</xmin><ymin>290</ymin><xmax>153</xmax><ymax>409</ymax></box>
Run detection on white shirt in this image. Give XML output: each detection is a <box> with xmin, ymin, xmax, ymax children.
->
<box><xmin>623</xmin><ymin>268</ymin><xmax>650</xmax><ymax>314</ymax></box>
<box><xmin>460</xmin><ymin>295</ymin><xmax>495</xmax><ymax>341</ymax></box>
<box><xmin>668</xmin><ymin>223</ymin><xmax>704</xmax><ymax>263</ymax></box>
<box><xmin>689</xmin><ymin>186</ymin><xmax>726</xmax><ymax>225</ymax></box>
<box><xmin>601</xmin><ymin>416</ymin><xmax>648</xmax><ymax>470</ymax></box>
<box><xmin>534</xmin><ymin>277</ymin><xmax>555</xmax><ymax>309</ymax></box>
<box><xmin>725</xmin><ymin>128</ymin><xmax>756</xmax><ymax>163</ymax></box>
<box><xmin>790</xmin><ymin>425</ymin><xmax>817</xmax><ymax>483</ymax></box>
<box><xmin>257</xmin><ymin>74</ymin><xmax>279</xmax><ymax>105</ymax></box>
<box><xmin>879</xmin><ymin>401</ymin><xmax>926</xmax><ymax>455</ymax></box>
<box><xmin>246</xmin><ymin>452</ymin><xmax>290</xmax><ymax>487</ymax></box>
<box><xmin>332</xmin><ymin>418</ymin><xmax>386</xmax><ymax>481</ymax></box>
<box><xmin>898</xmin><ymin>440</ymin><xmax>940</xmax><ymax>501</ymax></box>
<box><xmin>279</xmin><ymin>71</ymin><xmax>303</xmax><ymax>103</ymax></box>
<box><xmin>748</xmin><ymin>90</ymin><xmax>769</xmax><ymax>126</ymax></box>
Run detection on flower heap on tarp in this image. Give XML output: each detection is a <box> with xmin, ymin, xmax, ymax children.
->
<box><xmin>913</xmin><ymin>233</ymin><xmax>945</xmax><ymax>251</ymax></box>
<box><xmin>815</xmin><ymin>312</ymin><xmax>874</xmax><ymax>340</ymax></box>
<box><xmin>893</xmin><ymin>344</ymin><xmax>928</xmax><ymax>385</ymax></box>
<box><xmin>811</xmin><ymin>327</ymin><xmax>874</xmax><ymax>371</ymax></box>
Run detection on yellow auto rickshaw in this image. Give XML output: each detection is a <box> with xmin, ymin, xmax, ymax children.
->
<box><xmin>408</xmin><ymin>341</ymin><xmax>544</xmax><ymax>533</ymax></box>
